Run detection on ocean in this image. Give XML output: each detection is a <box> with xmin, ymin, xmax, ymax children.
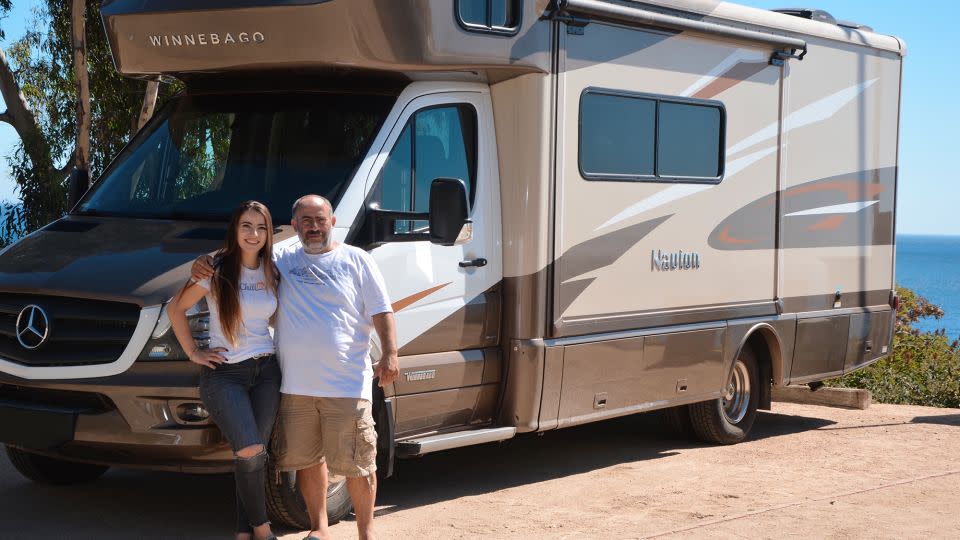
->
<box><xmin>896</xmin><ymin>234</ymin><xmax>960</xmax><ymax>338</ymax></box>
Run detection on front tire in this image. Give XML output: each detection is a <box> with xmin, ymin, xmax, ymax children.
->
<box><xmin>265</xmin><ymin>461</ymin><xmax>352</xmax><ymax>529</ymax></box>
<box><xmin>5</xmin><ymin>446</ymin><xmax>109</xmax><ymax>485</ymax></box>
<box><xmin>689</xmin><ymin>346</ymin><xmax>760</xmax><ymax>444</ymax></box>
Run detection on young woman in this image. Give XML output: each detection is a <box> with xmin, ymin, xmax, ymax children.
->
<box><xmin>169</xmin><ymin>200</ymin><xmax>281</xmax><ymax>540</ymax></box>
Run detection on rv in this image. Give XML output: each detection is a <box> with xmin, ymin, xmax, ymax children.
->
<box><xmin>0</xmin><ymin>0</ymin><xmax>903</xmax><ymax>527</ymax></box>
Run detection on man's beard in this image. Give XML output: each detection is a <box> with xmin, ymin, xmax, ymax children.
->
<box><xmin>301</xmin><ymin>231</ymin><xmax>330</xmax><ymax>252</ymax></box>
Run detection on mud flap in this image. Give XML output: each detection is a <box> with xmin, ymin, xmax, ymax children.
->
<box><xmin>759</xmin><ymin>360</ymin><xmax>772</xmax><ymax>410</ymax></box>
<box><xmin>373</xmin><ymin>387</ymin><xmax>395</xmax><ymax>479</ymax></box>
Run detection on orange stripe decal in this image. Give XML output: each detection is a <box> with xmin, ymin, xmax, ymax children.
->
<box><xmin>718</xmin><ymin>226</ymin><xmax>755</xmax><ymax>245</ymax></box>
<box><xmin>807</xmin><ymin>215</ymin><xmax>847</xmax><ymax>231</ymax></box>
<box><xmin>391</xmin><ymin>282</ymin><xmax>452</xmax><ymax>312</ymax></box>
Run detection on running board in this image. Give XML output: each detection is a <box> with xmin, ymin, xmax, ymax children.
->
<box><xmin>395</xmin><ymin>426</ymin><xmax>517</xmax><ymax>458</ymax></box>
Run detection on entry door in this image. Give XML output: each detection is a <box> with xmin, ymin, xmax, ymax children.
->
<box><xmin>361</xmin><ymin>90</ymin><xmax>503</xmax><ymax>436</ymax></box>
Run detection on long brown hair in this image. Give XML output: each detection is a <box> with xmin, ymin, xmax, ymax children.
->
<box><xmin>211</xmin><ymin>201</ymin><xmax>279</xmax><ymax>347</ymax></box>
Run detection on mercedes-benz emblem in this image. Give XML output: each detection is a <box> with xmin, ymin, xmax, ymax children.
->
<box><xmin>16</xmin><ymin>304</ymin><xmax>50</xmax><ymax>349</ymax></box>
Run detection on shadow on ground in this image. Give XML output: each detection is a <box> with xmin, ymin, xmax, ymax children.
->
<box><xmin>0</xmin><ymin>408</ymin><xmax>834</xmax><ymax>538</ymax></box>
<box><xmin>912</xmin><ymin>413</ymin><xmax>960</xmax><ymax>427</ymax></box>
<box><xmin>0</xmin><ymin>459</ymin><xmax>235</xmax><ymax>540</ymax></box>
<box><xmin>376</xmin><ymin>409</ymin><xmax>834</xmax><ymax>515</ymax></box>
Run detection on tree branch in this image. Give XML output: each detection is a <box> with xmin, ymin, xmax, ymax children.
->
<box><xmin>56</xmin><ymin>148</ymin><xmax>76</xmax><ymax>178</ymax></box>
<box><xmin>0</xmin><ymin>46</ymin><xmax>55</xmax><ymax>171</ymax></box>
<box><xmin>136</xmin><ymin>79</ymin><xmax>159</xmax><ymax>132</ymax></box>
<box><xmin>0</xmin><ymin>110</ymin><xmax>11</xmax><ymax>125</ymax></box>
<box><xmin>72</xmin><ymin>0</ymin><xmax>91</xmax><ymax>174</ymax></box>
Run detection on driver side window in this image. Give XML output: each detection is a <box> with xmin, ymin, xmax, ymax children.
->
<box><xmin>372</xmin><ymin>104</ymin><xmax>477</xmax><ymax>233</ymax></box>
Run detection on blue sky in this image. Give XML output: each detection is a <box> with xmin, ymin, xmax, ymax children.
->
<box><xmin>0</xmin><ymin>1</ymin><xmax>954</xmax><ymax>234</ymax></box>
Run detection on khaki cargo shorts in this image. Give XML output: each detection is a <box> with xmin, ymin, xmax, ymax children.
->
<box><xmin>273</xmin><ymin>394</ymin><xmax>377</xmax><ymax>478</ymax></box>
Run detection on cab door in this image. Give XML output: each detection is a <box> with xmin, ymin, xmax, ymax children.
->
<box><xmin>356</xmin><ymin>88</ymin><xmax>503</xmax><ymax>437</ymax></box>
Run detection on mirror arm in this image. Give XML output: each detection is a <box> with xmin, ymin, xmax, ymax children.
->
<box><xmin>364</xmin><ymin>206</ymin><xmax>430</xmax><ymax>246</ymax></box>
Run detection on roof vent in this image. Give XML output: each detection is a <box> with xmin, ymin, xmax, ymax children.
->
<box><xmin>773</xmin><ymin>8</ymin><xmax>837</xmax><ymax>25</ymax></box>
<box><xmin>773</xmin><ymin>8</ymin><xmax>872</xmax><ymax>32</ymax></box>
<box><xmin>836</xmin><ymin>20</ymin><xmax>873</xmax><ymax>32</ymax></box>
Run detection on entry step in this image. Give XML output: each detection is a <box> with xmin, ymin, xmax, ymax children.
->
<box><xmin>396</xmin><ymin>426</ymin><xmax>517</xmax><ymax>458</ymax></box>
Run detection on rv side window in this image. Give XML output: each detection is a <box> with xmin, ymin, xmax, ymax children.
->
<box><xmin>456</xmin><ymin>0</ymin><xmax>521</xmax><ymax>35</ymax></box>
<box><xmin>371</xmin><ymin>104</ymin><xmax>478</xmax><ymax>234</ymax></box>
<box><xmin>580</xmin><ymin>90</ymin><xmax>725</xmax><ymax>183</ymax></box>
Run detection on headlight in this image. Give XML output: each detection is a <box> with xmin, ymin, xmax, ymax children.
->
<box><xmin>140</xmin><ymin>298</ymin><xmax>210</xmax><ymax>361</ymax></box>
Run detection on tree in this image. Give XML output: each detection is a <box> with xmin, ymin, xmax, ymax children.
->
<box><xmin>0</xmin><ymin>0</ymin><xmax>174</xmax><ymax>242</ymax></box>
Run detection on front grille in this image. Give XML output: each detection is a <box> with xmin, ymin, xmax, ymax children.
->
<box><xmin>0</xmin><ymin>294</ymin><xmax>140</xmax><ymax>367</ymax></box>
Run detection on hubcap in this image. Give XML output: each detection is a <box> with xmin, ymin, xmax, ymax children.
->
<box><xmin>722</xmin><ymin>359</ymin><xmax>751</xmax><ymax>424</ymax></box>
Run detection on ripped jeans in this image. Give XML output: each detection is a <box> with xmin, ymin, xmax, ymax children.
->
<box><xmin>199</xmin><ymin>354</ymin><xmax>282</xmax><ymax>533</ymax></box>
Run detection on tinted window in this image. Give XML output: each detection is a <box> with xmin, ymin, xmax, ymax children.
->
<box><xmin>456</xmin><ymin>0</ymin><xmax>521</xmax><ymax>34</ymax></box>
<box><xmin>458</xmin><ymin>0</ymin><xmax>487</xmax><ymax>26</ymax></box>
<box><xmin>658</xmin><ymin>101</ymin><xmax>722</xmax><ymax>178</ymax></box>
<box><xmin>77</xmin><ymin>94</ymin><xmax>394</xmax><ymax>222</ymax></box>
<box><xmin>378</xmin><ymin>124</ymin><xmax>413</xmax><ymax>213</ymax></box>
<box><xmin>371</xmin><ymin>105</ymin><xmax>477</xmax><ymax>233</ymax></box>
<box><xmin>579</xmin><ymin>90</ymin><xmax>724</xmax><ymax>182</ymax></box>
<box><xmin>580</xmin><ymin>93</ymin><xmax>655</xmax><ymax>177</ymax></box>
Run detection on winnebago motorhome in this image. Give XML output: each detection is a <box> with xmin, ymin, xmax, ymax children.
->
<box><xmin>0</xmin><ymin>0</ymin><xmax>903</xmax><ymax>527</ymax></box>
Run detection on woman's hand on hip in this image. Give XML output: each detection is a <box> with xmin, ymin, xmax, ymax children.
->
<box><xmin>189</xmin><ymin>347</ymin><xmax>228</xmax><ymax>369</ymax></box>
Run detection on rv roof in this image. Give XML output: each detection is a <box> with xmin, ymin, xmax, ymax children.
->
<box><xmin>629</xmin><ymin>0</ymin><xmax>903</xmax><ymax>55</ymax></box>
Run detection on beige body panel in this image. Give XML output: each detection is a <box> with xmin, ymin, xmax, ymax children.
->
<box><xmin>554</xmin><ymin>23</ymin><xmax>780</xmax><ymax>334</ymax></box>
<box><xmin>491</xmin><ymin>72</ymin><xmax>556</xmax><ymax>339</ymax></box>
<box><xmin>777</xmin><ymin>39</ymin><xmax>901</xmax><ymax>307</ymax></box>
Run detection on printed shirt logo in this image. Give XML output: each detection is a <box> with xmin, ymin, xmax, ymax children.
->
<box><xmin>240</xmin><ymin>281</ymin><xmax>266</xmax><ymax>292</ymax></box>
<box><xmin>288</xmin><ymin>266</ymin><xmax>340</xmax><ymax>286</ymax></box>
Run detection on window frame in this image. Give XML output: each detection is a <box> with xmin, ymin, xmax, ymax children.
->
<box><xmin>578</xmin><ymin>87</ymin><xmax>727</xmax><ymax>184</ymax></box>
<box><xmin>454</xmin><ymin>0</ymin><xmax>523</xmax><ymax>37</ymax></box>
<box><xmin>368</xmin><ymin>102</ymin><xmax>479</xmax><ymax>233</ymax></box>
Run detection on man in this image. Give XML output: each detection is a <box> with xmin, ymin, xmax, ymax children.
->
<box><xmin>194</xmin><ymin>195</ymin><xmax>399</xmax><ymax>540</ymax></box>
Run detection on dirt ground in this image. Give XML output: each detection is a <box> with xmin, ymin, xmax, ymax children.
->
<box><xmin>2</xmin><ymin>402</ymin><xmax>959</xmax><ymax>539</ymax></box>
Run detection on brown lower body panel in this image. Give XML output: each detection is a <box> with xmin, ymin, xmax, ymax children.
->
<box><xmin>499</xmin><ymin>294</ymin><xmax>894</xmax><ymax>434</ymax></box>
<box><xmin>0</xmin><ymin>361</ymin><xmax>234</xmax><ymax>472</ymax></box>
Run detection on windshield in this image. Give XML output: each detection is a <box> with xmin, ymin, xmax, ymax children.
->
<box><xmin>76</xmin><ymin>93</ymin><xmax>395</xmax><ymax>223</ymax></box>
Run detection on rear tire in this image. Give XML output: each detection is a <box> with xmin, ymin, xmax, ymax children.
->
<box><xmin>689</xmin><ymin>346</ymin><xmax>760</xmax><ymax>445</ymax></box>
<box><xmin>5</xmin><ymin>445</ymin><xmax>109</xmax><ymax>485</ymax></box>
<box><xmin>265</xmin><ymin>460</ymin><xmax>352</xmax><ymax>529</ymax></box>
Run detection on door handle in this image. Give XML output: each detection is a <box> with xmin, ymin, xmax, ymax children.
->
<box><xmin>459</xmin><ymin>258</ymin><xmax>487</xmax><ymax>268</ymax></box>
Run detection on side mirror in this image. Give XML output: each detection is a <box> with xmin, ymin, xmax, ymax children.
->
<box><xmin>428</xmin><ymin>178</ymin><xmax>470</xmax><ymax>246</ymax></box>
<box><xmin>67</xmin><ymin>168</ymin><xmax>90</xmax><ymax>210</ymax></box>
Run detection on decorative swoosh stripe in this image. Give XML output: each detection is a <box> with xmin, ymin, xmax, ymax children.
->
<box><xmin>692</xmin><ymin>61</ymin><xmax>770</xmax><ymax>100</ymax></box>
<box><xmin>785</xmin><ymin>200</ymin><xmax>879</xmax><ymax>217</ymax></box>
<box><xmin>680</xmin><ymin>50</ymin><xmax>768</xmax><ymax>97</ymax></box>
<box><xmin>391</xmin><ymin>282</ymin><xmax>451</xmax><ymax>312</ymax></box>
<box><xmin>727</xmin><ymin>79</ymin><xmax>878</xmax><ymax>156</ymax></box>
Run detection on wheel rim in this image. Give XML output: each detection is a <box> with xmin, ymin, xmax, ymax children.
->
<box><xmin>722</xmin><ymin>359</ymin><xmax>751</xmax><ymax>425</ymax></box>
<box><xmin>328</xmin><ymin>476</ymin><xmax>347</xmax><ymax>498</ymax></box>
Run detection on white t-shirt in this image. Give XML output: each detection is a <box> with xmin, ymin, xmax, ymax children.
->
<box><xmin>273</xmin><ymin>243</ymin><xmax>392</xmax><ymax>401</ymax></box>
<box><xmin>198</xmin><ymin>264</ymin><xmax>277</xmax><ymax>363</ymax></box>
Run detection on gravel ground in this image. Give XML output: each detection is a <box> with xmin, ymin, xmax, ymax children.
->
<box><xmin>2</xmin><ymin>402</ymin><xmax>959</xmax><ymax>539</ymax></box>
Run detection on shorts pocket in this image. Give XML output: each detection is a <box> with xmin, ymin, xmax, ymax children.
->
<box><xmin>353</xmin><ymin>416</ymin><xmax>377</xmax><ymax>466</ymax></box>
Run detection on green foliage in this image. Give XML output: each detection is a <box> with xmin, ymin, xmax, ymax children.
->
<box><xmin>0</xmin><ymin>1</ymin><xmax>13</xmax><ymax>40</ymax></box>
<box><xmin>828</xmin><ymin>286</ymin><xmax>960</xmax><ymax>408</ymax></box>
<box><xmin>3</xmin><ymin>1</ymin><xmax>179</xmax><ymax>240</ymax></box>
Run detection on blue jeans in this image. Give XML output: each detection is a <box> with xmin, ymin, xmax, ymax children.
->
<box><xmin>199</xmin><ymin>354</ymin><xmax>281</xmax><ymax>533</ymax></box>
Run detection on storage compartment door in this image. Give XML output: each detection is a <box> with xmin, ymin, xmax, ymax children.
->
<box><xmin>790</xmin><ymin>316</ymin><xmax>850</xmax><ymax>381</ymax></box>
